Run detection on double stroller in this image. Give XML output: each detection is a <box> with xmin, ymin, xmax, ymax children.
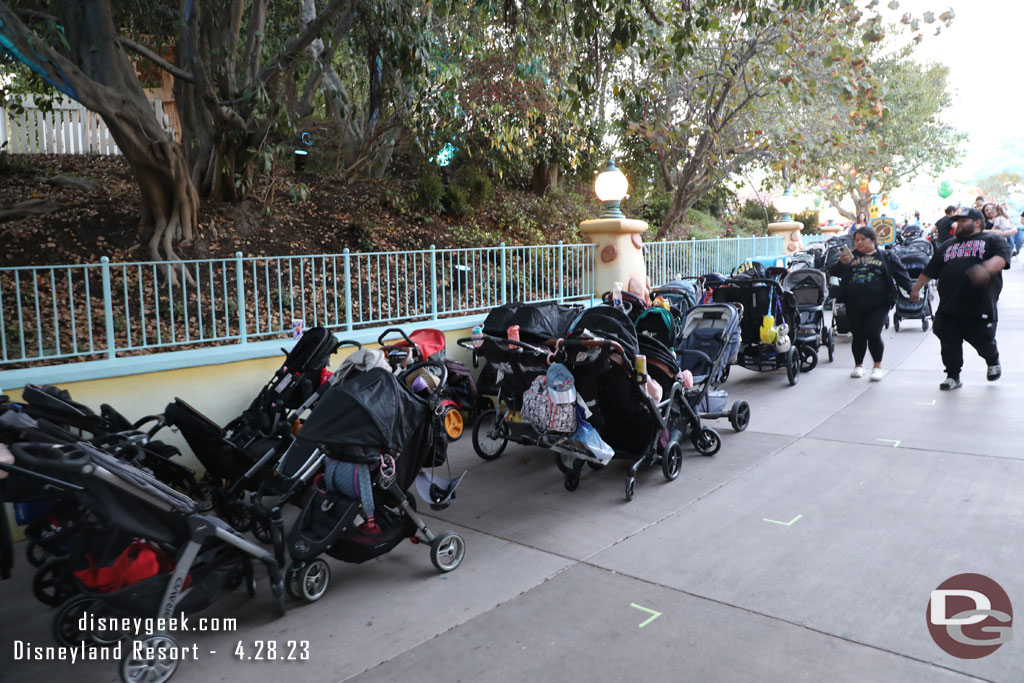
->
<box><xmin>782</xmin><ymin>268</ymin><xmax>835</xmax><ymax>368</ymax></box>
<box><xmin>283</xmin><ymin>363</ymin><xmax>466</xmax><ymax>601</ymax></box>
<box><xmin>891</xmin><ymin>238</ymin><xmax>934</xmax><ymax>332</ymax></box>
<box><xmin>0</xmin><ymin>408</ymin><xmax>285</xmax><ymax>683</ymax></box>
<box><xmin>707</xmin><ymin>275</ymin><xmax>804</xmax><ymax>385</ymax></box>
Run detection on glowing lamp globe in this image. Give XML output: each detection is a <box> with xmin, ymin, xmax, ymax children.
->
<box><xmin>594</xmin><ymin>160</ymin><xmax>629</xmax><ymax>218</ymax></box>
<box><xmin>867</xmin><ymin>179</ymin><xmax>882</xmax><ymax>194</ymax></box>
<box><xmin>773</xmin><ymin>190</ymin><xmax>801</xmax><ymax>220</ymax></box>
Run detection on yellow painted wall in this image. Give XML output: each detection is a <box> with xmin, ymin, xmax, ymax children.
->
<box><xmin>4</xmin><ymin>325</ymin><xmax>478</xmax><ymax>543</ymax></box>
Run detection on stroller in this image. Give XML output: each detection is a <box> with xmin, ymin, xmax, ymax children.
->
<box><xmin>650</xmin><ymin>278</ymin><xmax>701</xmax><ymax>318</ymax></box>
<box><xmin>377</xmin><ymin>327</ymin><xmax>481</xmax><ymax>441</ymax></box>
<box><xmin>0</xmin><ymin>410</ymin><xmax>285</xmax><ymax>683</ymax></box>
<box><xmin>675</xmin><ymin>304</ymin><xmax>750</xmax><ymax>432</ymax></box>
<box><xmin>707</xmin><ymin>276</ymin><xmax>804</xmax><ymax>385</ymax></box>
<box><xmin>156</xmin><ymin>327</ymin><xmax>342</xmax><ymax>530</ymax></box>
<box><xmin>558</xmin><ymin>305</ymin><xmax>717</xmax><ymax>500</ymax></box>
<box><xmin>283</xmin><ymin>363</ymin><xmax>466</xmax><ymax>601</ymax></box>
<box><xmin>891</xmin><ymin>238</ymin><xmax>935</xmax><ymax>332</ymax></box>
<box><xmin>782</xmin><ymin>268</ymin><xmax>835</xmax><ymax>369</ymax></box>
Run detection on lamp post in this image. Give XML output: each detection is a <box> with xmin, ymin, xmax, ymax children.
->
<box><xmin>594</xmin><ymin>160</ymin><xmax>629</xmax><ymax>218</ymax></box>
<box><xmin>773</xmin><ymin>187</ymin><xmax>801</xmax><ymax>222</ymax></box>
<box><xmin>766</xmin><ymin>186</ymin><xmax>804</xmax><ymax>259</ymax></box>
<box><xmin>579</xmin><ymin>160</ymin><xmax>650</xmax><ymax>300</ymax></box>
<box><xmin>867</xmin><ymin>178</ymin><xmax>882</xmax><ymax>224</ymax></box>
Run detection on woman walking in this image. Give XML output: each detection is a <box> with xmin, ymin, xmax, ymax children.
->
<box><xmin>829</xmin><ymin>226</ymin><xmax>914</xmax><ymax>381</ymax></box>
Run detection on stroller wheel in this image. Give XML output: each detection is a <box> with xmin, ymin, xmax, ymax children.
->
<box><xmin>26</xmin><ymin>540</ymin><xmax>48</xmax><ymax>568</ymax></box>
<box><xmin>625</xmin><ymin>476</ymin><xmax>636</xmax><ymax>501</ymax></box>
<box><xmin>190</xmin><ymin>480</ymin><xmax>215</xmax><ymax>512</ymax></box>
<box><xmin>893</xmin><ymin>316</ymin><xmax>901</xmax><ymax>332</ymax></box>
<box><xmin>785</xmin><ymin>349</ymin><xmax>800</xmax><ymax>386</ymax></box>
<box><xmin>430</xmin><ymin>532</ymin><xmax>466</xmax><ymax>573</ymax></box>
<box><xmin>564</xmin><ymin>472</ymin><xmax>580</xmax><ymax>491</ymax></box>
<box><xmin>729</xmin><ymin>401</ymin><xmax>751</xmax><ymax>432</ymax></box>
<box><xmin>922</xmin><ymin>318</ymin><xmax>929</xmax><ymax>332</ymax></box>
<box><xmin>661</xmin><ymin>442</ymin><xmax>683</xmax><ymax>481</ymax></box>
<box><xmin>251</xmin><ymin>517</ymin><xmax>273</xmax><ymax>545</ymax></box>
<box><xmin>226</xmin><ymin>501</ymin><xmax>253</xmax><ymax>533</ymax></box>
<box><xmin>33</xmin><ymin>559</ymin><xmax>76</xmax><ymax>606</ymax></box>
<box><xmin>472</xmin><ymin>409</ymin><xmax>509</xmax><ymax>461</ymax></box>
<box><xmin>297</xmin><ymin>559</ymin><xmax>330</xmax><ymax>602</ymax></box>
<box><xmin>692</xmin><ymin>427</ymin><xmax>722</xmax><ymax>457</ymax></box>
<box><xmin>443</xmin><ymin>405</ymin><xmax>465</xmax><ymax>441</ymax></box>
<box><xmin>285</xmin><ymin>566</ymin><xmax>303</xmax><ymax>599</ymax></box>
<box><xmin>121</xmin><ymin>634</ymin><xmax>180</xmax><ymax>683</ymax></box>
<box><xmin>720</xmin><ymin>364</ymin><xmax>731</xmax><ymax>383</ymax></box>
<box><xmin>798</xmin><ymin>345</ymin><xmax>818</xmax><ymax>372</ymax></box>
<box><xmin>53</xmin><ymin>596</ymin><xmax>103</xmax><ymax>648</ymax></box>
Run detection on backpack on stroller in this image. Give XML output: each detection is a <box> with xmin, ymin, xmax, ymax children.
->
<box><xmin>782</xmin><ymin>268</ymin><xmax>835</xmax><ymax>368</ymax></box>
<box><xmin>283</xmin><ymin>364</ymin><xmax>466</xmax><ymax>602</ymax></box>
<box><xmin>707</xmin><ymin>277</ymin><xmax>804</xmax><ymax>385</ymax></box>
<box><xmin>891</xmin><ymin>238</ymin><xmax>935</xmax><ymax>332</ymax></box>
<box><xmin>0</xmin><ymin>410</ymin><xmax>285</xmax><ymax>683</ymax></box>
<box><xmin>675</xmin><ymin>304</ymin><xmax>750</xmax><ymax>432</ymax></box>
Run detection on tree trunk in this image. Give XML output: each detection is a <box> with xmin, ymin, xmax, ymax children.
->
<box><xmin>531</xmin><ymin>162</ymin><xmax>560</xmax><ymax>196</ymax></box>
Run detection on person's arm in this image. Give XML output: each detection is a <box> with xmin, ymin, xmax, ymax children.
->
<box><xmin>909</xmin><ymin>274</ymin><xmax>932</xmax><ymax>302</ymax></box>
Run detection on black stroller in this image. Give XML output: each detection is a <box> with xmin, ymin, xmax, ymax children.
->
<box><xmin>156</xmin><ymin>327</ymin><xmax>342</xmax><ymax>529</ymax></box>
<box><xmin>560</xmin><ymin>305</ymin><xmax>716</xmax><ymax>500</ymax></box>
<box><xmin>283</xmin><ymin>364</ymin><xmax>466</xmax><ymax>602</ymax></box>
<box><xmin>676</xmin><ymin>303</ymin><xmax>751</xmax><ymax>432</ymax></box>
<box><xmin>782</xmin><ymin>268</ymin><xmax>835</xmax><ymax>368</ymax></box>
<box><xmin>468</xmin><ymin>301</ymin><xmax>583</xmax><ymax>462</ymax></box>
<box><xmin>650</xmin><ymin>278</ymin><xmax>702</xmax><ymax>318</ymax></box>
<box><xmin>0</xmin><ymin>410</ymin><xmax>285</xmax><ymax>683</ymax></box>
<box><xmin>707</xmin><ymin>276</ymin><xmax>804</xmax><ymax>385</ymax></box>
<box><xmin>891</xmin><ymin>239</ymin><xmax>935</xmax><ymax>332</ymax></box>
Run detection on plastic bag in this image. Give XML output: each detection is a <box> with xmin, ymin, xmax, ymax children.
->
<box><xmin>571</xmin><ymin>411</ymin><xmax>614</xmax><ymax>463</ymax></box>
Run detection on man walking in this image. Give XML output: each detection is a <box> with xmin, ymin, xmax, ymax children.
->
<box><xmin>909</xmin><ymin>207</ymin><xmax>1011</xmax><ymax>390</ymax></box>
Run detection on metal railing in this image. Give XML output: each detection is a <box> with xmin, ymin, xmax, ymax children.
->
<box><xmin>645</xmin><ymin>236</ymin><xmax>784</xmax><ymax>284</ymax></box>
<box><xmin>0</xmin><ymin>242</ymin><xmax>595</xmax><ymax>367</ymax></box>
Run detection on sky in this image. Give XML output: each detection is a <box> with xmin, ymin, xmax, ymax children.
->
<box><xmin>884</xmin><ymin>0</ymin><xmax>1024</xmax><ymax>214</ymax></box>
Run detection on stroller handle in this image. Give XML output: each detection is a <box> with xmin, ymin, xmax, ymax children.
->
<box><xmin>558</xmin><ymin>337</ymin><xmax>626</xmax><ymax>356</ymax></box>
<box><xmin>336</xmin><ymin>339</ymin><xmax>363</xmax><ymax>351</ymax></box>
<box><xmin>456</xmin><ymin>335</ymin><xmax>551</xmax><ymax>357</ymax></box>
<box><xmin>377</xmin><ymin>327</ymin><xmax>417</xmax><ymax>350</ymax></box>
<box><xmin>9</xmin><ymin>441</ymin><xmax>92</xmax><ymax>472</ymax></box>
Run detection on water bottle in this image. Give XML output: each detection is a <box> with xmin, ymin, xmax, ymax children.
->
<box><xmin>612</xmin><ymin>281</ymin><xmax>623</xmax><ymax>308</ymax></box>
<box><xmin>635</xmin><ymin>354</ymin><xmax>647</xmax><ymax>384</ymax></box>
<box><xmin>472</xmin><ymin>325</ymin><xmax>484</xmax><ymax>348</ymax></box>
<box><xmin>507</xmin><ymin>325</ymin><xmax>521</xmax><ymax>352</ymax></box>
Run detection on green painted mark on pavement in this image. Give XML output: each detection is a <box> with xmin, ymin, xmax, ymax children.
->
<box><xmin>630</xmin><ymin>603</ymin><xmax>662</xmax><ymax>628</ymax></box>
<box><xmin>763</xmin><ymin>514</ymin><xmax>803</xmax><ymax>526</ymax></box>
<box><xmin>877</xmin><ymin>439</ymin><xmax>901</xmax><ymax>447</ymax></box>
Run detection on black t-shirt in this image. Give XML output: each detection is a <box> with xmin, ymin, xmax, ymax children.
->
<box><xmin>923</xmin><ymin>232</ymin><xmax>1012</xmax><ymax>320</ymax></box>
<box><xmin>845</xmin><ymin>251</ymin><xmax>889</xmax><ymax>307</ymax></box>
<box><xmin>934</xmin><ymin>215</ymin><xmax>954</xmax><ymax>240</ymax></box>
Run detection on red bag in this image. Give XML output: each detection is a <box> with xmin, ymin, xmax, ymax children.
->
<box><xmin>73</xmin><ymin>540</ymin><xmax>181</xmax><ymax>594</ymax></box>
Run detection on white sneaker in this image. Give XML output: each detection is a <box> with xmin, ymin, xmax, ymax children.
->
<box><xmin>850</xmin><ymin>367</ymin><xmax>865</xmax><ymax>378</ymax></box>
<box><xmin>869</xmin><ymin>368</ymin><xmax>885</xmax><ymax>382</ymax></box>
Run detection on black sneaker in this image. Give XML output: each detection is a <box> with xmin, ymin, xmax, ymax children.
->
<box><xmin>939</xmin><ymin>377</ymin><xmax>962</xmax><ymax>391</ymax></box>
<box><xmin>987</xmin><ymin>364</ymin><xmax>1001</xmax><ymax>381</ymax></box>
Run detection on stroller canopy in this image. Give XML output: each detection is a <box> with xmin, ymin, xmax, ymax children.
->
<box><xmin>298</xmin><ymin>368</ymin><xmax>429</xmax><ymax>461</ymax></box>
<box><xmin>893</xmin><ymin>238</ymin><xmax>934</xmax><ymax>263</ymax></box>
<box><xmin>783</xmin><ymin>269</ymin><xmax>827</xmax><ymax>307</ymax></box>
<box><xmin>569</xmin><ymin>305</ymin><xmax>638</xmax><ymax>355</ymax></box>
<box><xmin>394</xmin><ymin>329</ymin><xmax>447</xmax><ymax>362</ymax></box>
<box><xmin>285</xmin><ymin>326</ymin><xmax>339</xmax><ymax>374</ymax></box>
<box><xmin>483</xmin><ymin>302</ymin><xmax>582</xmax><ymax>343</ymax></box>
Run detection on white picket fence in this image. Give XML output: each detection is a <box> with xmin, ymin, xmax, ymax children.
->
<box><xmin>0</xmin><ymin>96</ymin><xmax>172</xmax><ymax>155</ymax></box>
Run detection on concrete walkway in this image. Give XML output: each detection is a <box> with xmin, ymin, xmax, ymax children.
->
<box><xmin>3</xmin><ymin>263</ymin><xmax>1024</xmax><ymax>682</ymax></box>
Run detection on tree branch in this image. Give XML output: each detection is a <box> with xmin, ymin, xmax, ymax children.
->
<box><xmin>118</xmin><ymin>37</ymin><xmax>195</xmax><ymax>84</ymax></box>
<box><xmin>258</xmin><ymin>0</ymin><xmax>352</xmax><ymax>83</ymax></box>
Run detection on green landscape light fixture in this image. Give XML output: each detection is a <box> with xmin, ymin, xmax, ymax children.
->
<box><xmin>594</xmin><ymin>160</ymin><xmax>629</xmax><ymax>218</ymax></box>
<box><xmin>773</xmin><ymin>187</ymin><xmax>800</xmax><ymax>222</ymax></box>
<box><xmin>294</xmin><ymin>149</ymin><xmax>308</xmax><ymax>172</ymax></box>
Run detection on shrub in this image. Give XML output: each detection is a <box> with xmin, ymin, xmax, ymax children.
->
<box><xmin>465</xmin><ymin>170</ymin><xmax>495</xmax><ymax>207</ymax></box>
<box><xmin>415</xmin><ymin>172</ymin><xmax>445</xmax><ymax>212</ymax></box>
<box><xmin>442</xmin><ymin>184</ymin><xmax>472</xmax><ymax>218</ymax></box>
<box><xmin>793</xmin><ymin>210</ymin><xmax>821</xmax><ymax>235</ymax></box>
<box><xmin>740</xmin><ymin>199</ymin><xmax>778</xmax><ymax>225</ymax></box>
<box><xmin>727</xmin><ymin>217</ymin><xmax>766</xmax><ymax>237</ymax></box>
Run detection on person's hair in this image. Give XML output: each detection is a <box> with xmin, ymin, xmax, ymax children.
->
<box><xmin>982</xmin><ymin>202</ymin><xmax>1008</xmax><ymax>219</ymax></box>
<box><xmin>976</xmin><ymin>196</ymin><xmax>986</xmax><ymax>203</ymax></box>
<box><xmin>856</xmin><ymin>211</ymin><xmax>867</xmax><ymax>223</ymax></box>
<box><xmin>853</xmin><ymin>226</ymin><xmax>878</xmax><ymax>246</ymax></box>
<box><xmin>945</xmin><ymin>205</ymin><xmax>956</xmax><ymax>215</ymax></box>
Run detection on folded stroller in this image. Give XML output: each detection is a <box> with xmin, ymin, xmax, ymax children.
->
<box><xmin>283</xmin><ymin>364</ymin><xmax>465</xmax><ymax>602</ymax></box>
<box><xmin>782</xmin><ymin>268</ymin><xmax>835</xmax><ymax>368</ymax></box>
<box><xmin>891</xmin><ymin>239</ymin><xmax>934</xmax><ymax>332</ymax></box>
<box><xmin>155</xmin><ymin>327</ymin><xmax>342</xmax><ymax>530</ymax></box>
<box><xmin>675</xmin><ymin>304</ymin><xmax>750</xmax><ymax>432</ymax></box>
<box><xmin>0</xmin><ymin>410</ymin><xmax>285</xmax><ymax>683</ymax></box>
<box><xmin>708</xmin><ymin>276</ymin><xmax>803</xmax><ymax>385</ymax></box>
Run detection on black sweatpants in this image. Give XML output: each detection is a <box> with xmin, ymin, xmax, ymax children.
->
<box><xmin>932</xmin><ymin>314</ymin><xmax>999</xmax><ymax>380</ymax></box>
<box><xmin>846</xmin><ymin>304</ymin><xmax>888</xmax><ymax>365</ymax></box>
